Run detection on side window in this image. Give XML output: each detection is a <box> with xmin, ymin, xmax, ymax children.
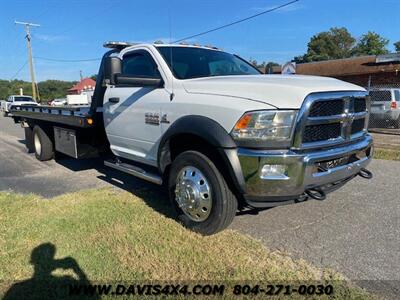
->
<box><xmin>122</xmin><ymin>52</ymin><xmax>160</xmax><ymax>78</ymax></box>
<box><xmin>394</xmin><ymin>90</ymin><xmax>400</xmax><ymax>101</ymax></box>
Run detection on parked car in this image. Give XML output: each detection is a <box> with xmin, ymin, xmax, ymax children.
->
<box><xmin>50</xmin><ymin>98</ymin><xmax>68</xmax><ymax>106</ymax></box>
<box><xmin>369</xmin><ymin>88</ymin><xmax>400</xmax><ymax>128</ymax></box>
<box><xmin>10</xmin><ymin>42</ymin><xmax>373</xmax><ymax>235</ymax></box>
<box><xmin>2</xmin><ymin>95</ymin><xmax>38</xmax><ymax>116</ymax></box>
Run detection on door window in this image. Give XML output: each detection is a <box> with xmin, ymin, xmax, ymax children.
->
<box><xmin>122</xmin><ymin>52</ymin><xmax>160</xmax><ymax>78</ymax></box>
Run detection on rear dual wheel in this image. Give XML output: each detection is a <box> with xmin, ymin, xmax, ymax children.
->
<box><xmin>168</xmin><ymin>151</ymin><xmax>238</xmax><ymax>235</ymax></box>
<box><xmin>32</xmin><ymin>125</ymin><xmax>54</xmax><ymax>161</ymax></box>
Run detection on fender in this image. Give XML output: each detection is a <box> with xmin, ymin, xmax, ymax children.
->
<box><xmin>158</xmin><ymin>115</ymin><xmax>246</xmax><ymax>193</ymax></box>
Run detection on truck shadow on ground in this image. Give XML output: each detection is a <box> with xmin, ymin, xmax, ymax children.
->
<box><xmin>2</xmin><ymin>243</ymin><xmax>98</xmax><ymax>300</ymax></box>
<box><xmin>55</xmin><ymin>156</ymin><xmax>176</xmax><ymax>219</ymax></box>
<box><xmin>55</xmin><ymin>156</ymin><xmax>267</xmax><ymax>220</ymax></box>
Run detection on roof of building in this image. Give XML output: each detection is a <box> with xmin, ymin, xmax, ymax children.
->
<box><xmin>271</xmin><ymin>54</ymin><xmax>400</xmax><ymax>76</ymax></box>
<box><xmin>68</xmin><ymin>78</ymin><xmax>96</xmax><ymax>92</ymax></box>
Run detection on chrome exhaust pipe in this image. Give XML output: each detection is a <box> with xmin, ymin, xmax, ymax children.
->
<box><xmin>358</xmin><ymin>168</ymin><xmax>373</xmax><ymax>179</ymax></box>
<box><xmin>305</xmin><ymin>188</ymin><xmax>326</xmax><ymax>201</ymax></box>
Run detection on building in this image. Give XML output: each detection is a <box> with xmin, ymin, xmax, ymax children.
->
<box><xmin>68</xmin><ymin>78</ymin><xmax>96</xmax><ymax>95</ymax></box>
<box><xmin>271</xmin><ymin>54</ymin><xmax>400</xmax><ymax>88</ymax></box>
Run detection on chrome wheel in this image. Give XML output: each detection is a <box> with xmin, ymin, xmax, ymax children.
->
<box><xmin>175</xmin><ymin>166</ymin><xmax>212</xmax><ymax>222</ymax></box>
<box><xmin>34</xmin><ymin>133</ymin><xmax>41</xmax><ymax>156</ymax></box>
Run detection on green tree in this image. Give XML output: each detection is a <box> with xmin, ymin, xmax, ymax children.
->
<box><xmin>352</xmin><ymin>31</ymin><xmax>389</xmax><ymax>56</ymax></box>
<box><xmin>295</xmin><ymin>27</ymin><xmax>356</xmax><ymax>63</ymax></box>
<box><xmin>0</xmin><ymin>79</ymin><xmax>74</xmax><ymax>102</ymax></box>
<box><xmin>394</xmin><ymin>41</ymin><xmax>400</xmax><ymax>52</ymax></box>
<box><xmin>265</xmin><ymin>62</ymin><xmax>280</xmax><ymax>74</ymax></box>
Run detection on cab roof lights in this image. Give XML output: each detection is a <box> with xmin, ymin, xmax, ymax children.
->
<box><xmin>103</xmin><ymin>41</ymin><xmax>221</xmax><ymax>51</ymax></box>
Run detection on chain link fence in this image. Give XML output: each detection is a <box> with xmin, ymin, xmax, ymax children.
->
<box><xmin>367</xmin><ymin>83</ymin><xmax>400</xmax><ymax>135</ymax></box>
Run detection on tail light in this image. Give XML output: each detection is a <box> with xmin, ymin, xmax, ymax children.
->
<box><xmin>390</xmin><ymin>101</ymin><xmax>397</xmax><ymax>109</ymax></box>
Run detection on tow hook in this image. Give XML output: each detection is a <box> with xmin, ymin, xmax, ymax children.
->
<box><xmin>358</xmin><ymin>168</ymin><xmax>373</xmax><ymax>179</ymax></box>
<box><xmin>305</xmin><ymin>188</ymin><xmax>326</xmax><ymax>201</ymax></box>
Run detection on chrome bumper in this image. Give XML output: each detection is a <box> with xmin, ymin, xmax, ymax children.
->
<box><xmin>238</xmin><ymin>135</ymin><xmax>373</xmax><ymax>206</ymax></box>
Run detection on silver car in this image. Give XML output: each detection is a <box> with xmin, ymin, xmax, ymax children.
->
<box><xmin>369</xmin><ymin>88</ymin><xmax>400</xmax><ymax>128</ymax></box>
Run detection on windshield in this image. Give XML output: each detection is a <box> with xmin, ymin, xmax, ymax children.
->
<box><xmin>14</xmin><ymin>96</ymin><xmax>34</xmax><ymax>102</ymax></box>
<box><xmin>157</xmin><ymin>46</ymin><xmax>261</xmax><ymax>79</ymax></box>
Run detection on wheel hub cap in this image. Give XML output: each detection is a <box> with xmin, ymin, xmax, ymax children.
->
<box><xmin>175</xmin><ymin>166</ymin><xmax>212</xmax><ymax>222</ymax></box>
<box><xmin>34</xmin><ymin>133</ymin><xmax>41</xmax><ymax>156</ymax></box>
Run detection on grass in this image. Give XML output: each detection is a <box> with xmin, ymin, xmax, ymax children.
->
<box><xmin>373</xmin><ymin>147</ymin><xmax>400</xmax><ymax>161</ymax></box>
<box><xmin>0</xmin><ymin>188</ymin><xmax>371</xmax><ymax>299</ymax></box>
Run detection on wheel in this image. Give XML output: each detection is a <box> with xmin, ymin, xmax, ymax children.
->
<box><xmin>33</xmin><ymin>125</ymin><xmax>54</xmax><ymax>161</ymax></box>
<box><xmin>24</xmin><ymin>127</ymin><xmax>35</xmax><ymax>153</ymax></box>
<box><xmin>168</xmin><ymin>150</ymin><xmax>238</xmax><ymax>235</ymax></box>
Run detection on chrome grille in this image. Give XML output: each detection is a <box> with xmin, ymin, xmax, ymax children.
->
<box><xmin>293</xmin><ymin>92</ymin><xmax>369</xmax><ymax>149</ymax></box>
<box><xmin>309</xmin><ymin>99</ymin><xmax>344</xmax><ymax>117</ymax></box>
<box><xmin>303</xmin><ymin>123</ymin><xmax>341</xmax><ymax>143</ymax></box>
<box><xmin>351</xmin><ymin>118</ymin><xmax>366</xmax><ymax>135</ymax></box>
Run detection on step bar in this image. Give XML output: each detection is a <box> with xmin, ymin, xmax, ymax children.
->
<box><xmin>104</xmin><ymin>160</ymin><xmax>162</xmax><ymax>185</ymax></box>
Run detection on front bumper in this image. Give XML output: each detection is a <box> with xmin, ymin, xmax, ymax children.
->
<box><xmin>238</xmin><ymin>135</ymin><xmax>373</xmax><ymax>207</ymax></box>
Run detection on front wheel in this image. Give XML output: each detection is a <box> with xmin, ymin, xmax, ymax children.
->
<box><xmin>168</xmin><ymin>151</ymin><xmax>237</xmax><ymax>235</ymax></box>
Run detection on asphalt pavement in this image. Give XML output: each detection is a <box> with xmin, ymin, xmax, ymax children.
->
<box><xmin>0</xmin><ymin>116</ymin><xmax>399</xmax><ymax>298</ymax></box>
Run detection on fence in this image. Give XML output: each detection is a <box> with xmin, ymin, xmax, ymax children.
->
<box><xmin>367</xmin><ymin>83</ymin><xmax>400</xmax><ymax>135</ymax></box>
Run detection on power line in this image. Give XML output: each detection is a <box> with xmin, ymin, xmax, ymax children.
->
<box><xmin>10</xmin><ymin>61</ymin><xmax>28</xmax><ymax>80</ymax></box>
<box><xmin>173</xmin><ymin>0</ymin><xmax>300</xmax><ymax>43</ymax></box>
<box><xmin>34</xmin><ymin>56</ymin><xmax>101</xmax><ymax>62</ymax></box>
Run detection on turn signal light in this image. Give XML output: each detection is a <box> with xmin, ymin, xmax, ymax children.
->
<box><xmin>87</xmin><ymin>118</ymin><xmax>93</xmax><ymax>125</ymax></box>
<box><xmin>234</xmin><ymin>114</ymin><xmax>253</xmax><ymax>130</ymax></box>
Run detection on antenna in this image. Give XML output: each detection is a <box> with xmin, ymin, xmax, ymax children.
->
<box><xmin>15</xmin><ymin>21</ymin><xmax>41</xmax><ymax>101</ymax></box>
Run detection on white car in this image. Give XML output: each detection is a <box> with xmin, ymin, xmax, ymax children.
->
<box><xmin>369</xmin><ymin>88</ymin><xmax>400</xmax><ymax>128</ymax></box>
<box><xmin>3</xmin><ymin>95</ymin><xmax>38</xmax><ymax>116</ymax></box>
<box><xmin>50</xmin><ymin>98</ymin><xmax>67</xmax><ymax>106</ymax></box>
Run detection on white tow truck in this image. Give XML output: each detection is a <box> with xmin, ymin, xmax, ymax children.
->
<box><xmin>10</xmin><ymin>42</ymin><xmax>373</xmax><ymax>234</ymax></box>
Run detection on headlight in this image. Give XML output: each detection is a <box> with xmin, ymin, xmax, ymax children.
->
<box><xmin>231</xmin><ymin>110</ymin><xmax>297</xmax><ymax>142</ymax></box>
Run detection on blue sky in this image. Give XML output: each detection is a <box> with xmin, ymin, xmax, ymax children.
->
<box><xmin>0</xmin><ymin>0</ymin><xmax>399</xmax><ymax>81</ymax></box>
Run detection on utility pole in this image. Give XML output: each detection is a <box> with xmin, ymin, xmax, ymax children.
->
<box><xmin>15</xmin><ymin>21</ymin><xmax>40</xmax><ymax>101</ymax></box>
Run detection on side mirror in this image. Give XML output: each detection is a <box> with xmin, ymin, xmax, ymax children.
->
<box><xmin>114</xmin><ymin>74</ymin><xmax>163</xmax><ymax>87</ymax></box>
<box><xmin>104</xmin><ymin>57</ymin><xmax>122</xmax><ymax>85</ymax></box>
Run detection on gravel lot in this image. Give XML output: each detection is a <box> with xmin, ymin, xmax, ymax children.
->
<box><xmin>0</xmin><ymin>116</ymin><xmax>399</xmax><ymax>298</ymax></box>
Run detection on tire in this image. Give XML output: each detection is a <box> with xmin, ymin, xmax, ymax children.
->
<box><xmin>394</xmin><ymin>116</ymin><xmax>400</xmax><ymax>129</ymax></box>
<box><xmin>33</xmin><ymin>125</ymin><xmax>54</xmax><ymax>161</ymax></box>
<box><xmin>168</xmin><ymin>150</ymin><xmax>237</xmax><ymax>235</ymax></box>
<box><xmin>24</xmin><ymin>127</ymin><xmax>35</xmax><ymax>153</ymax></box>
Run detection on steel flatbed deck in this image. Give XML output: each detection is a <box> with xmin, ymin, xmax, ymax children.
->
<box><xmin>11</xmin><ymin>104</ymin><xmax>95</xmax><ymax>128</ymax></box>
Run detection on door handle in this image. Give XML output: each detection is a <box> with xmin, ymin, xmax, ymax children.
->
<box><xmin>109</xmin><ymin>97</ymin><xmax>120</xmax><ymax>103</ymax></box>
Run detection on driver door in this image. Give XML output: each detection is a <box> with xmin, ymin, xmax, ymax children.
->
<box><xmin>103</xmin><ymin>49</ymin><xmax>169</xmax><ymax>166</ymax></box>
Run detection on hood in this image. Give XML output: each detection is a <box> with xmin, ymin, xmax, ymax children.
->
<box><xmin>182</xmin><ymin>75</ymin><xmax>366</xmax><ymax>109</ymax></box>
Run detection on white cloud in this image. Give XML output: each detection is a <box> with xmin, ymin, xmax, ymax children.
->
<box><xmin>251</xmin><ymin>2</ymin><xmax>304</xmax><ymax>13</ymax></box>
<box><xmin>33</xmin><ymin>34</ymin><xmax>67</xmax><ymax>42</ymax></box>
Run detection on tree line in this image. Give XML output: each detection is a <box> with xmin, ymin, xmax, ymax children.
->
<box><xmin>0</xmin><ymin>79</ymin><xmax>76</xmax><ymax>102</ymax></box>
<box><xmin>251</xmin><ymin>27</ymin><xmax>400</xmax><ymax>69</ymax></box>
